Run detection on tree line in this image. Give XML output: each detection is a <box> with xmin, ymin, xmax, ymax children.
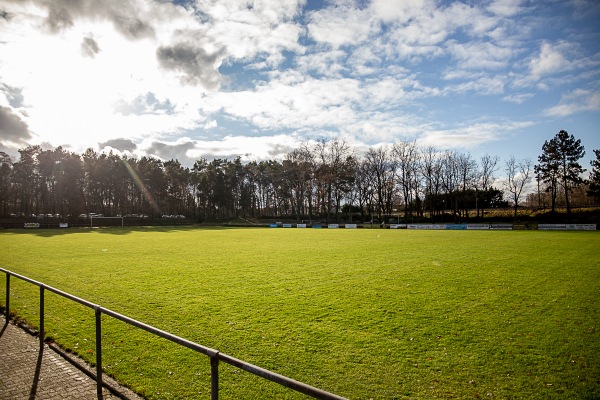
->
<box><xmin>1</xmin><ymin>131</ymin><xmax>598</xmax><ymax>223</ymax></box>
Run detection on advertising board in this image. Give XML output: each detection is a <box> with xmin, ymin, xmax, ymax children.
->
<box><xmin>566</xmin><ymin>224</ymin><xmax>596</xmax><ymax>231</ymax></box>
<box><xmin>538</xmin><ymin>224</ymin><xmax>566</xmax><ymax>230</ymax></box>
<box><xmin>407</xmin><ymin>224</ymin><xmax>447</xmax><ymax>229</ymax></box>
<box><xmin>467</xmin><ymin>224</ymin><xmax>490</xmax><ymax>230</ymax></box>
<box><xmin>446</xmin><ymin>224</ymin><xmax>467</xmax><ymax>230</ymax></box>
<box><xmin>389</xmin><ymin>224</ymin><xmax>407</xmax><ymax>229</ymax></box>
<box><xmin>489</xmin><ymin>224</ymin><xmax>513</xmax><ymax>230</ymax></box>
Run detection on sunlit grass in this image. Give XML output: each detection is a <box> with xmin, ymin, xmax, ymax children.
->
<box><xmin>1</xmin><ymin>227</ymin><xmax>599</xmax><ymax>399</ymax></box>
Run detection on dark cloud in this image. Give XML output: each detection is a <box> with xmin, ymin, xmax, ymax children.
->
<box><xmin>112</xmin><ymin>14</ymin><xmax>155</xmax><ymax>40</ymax></box>
<box><xmin>32</xmin><ymin>0</ymin><xmax>155</xmax><ymax>39</ymax></box>
<box><xmin>81</xmin><ymin>36</ymin><xmax>100</xmax><ymax>57</ymax></box>
<box><xmin>157</xmin><ymin>43</ymin><xmax>222</xmax><ymax>89</ymax></box>
<box><xmin>0</xmin><ymin>106</ymin><xmax>32</xmax><ymax>144</ymax></box>
<box><xmin>45</xmin><ymin>2</ymin><xmax>74</xmax><ymax>32</ymax></box>
<box><xmin>195</xmin><ymin>151</ymin><xmax>246</xmax><ymax>161</ymax></box>
<box><xmin>100</xmin><ymin>138</ymin><xmax>137</xmax><ymax>152</ymax></box>
<box><xmin>114</xmin><ymin>92</ymin><xmax>175</xmax><ymax>116</ymax></box>
<box><xmin>268</xmin><ymin>143</ymin><xmax>296</xmax><ymax>157</ymax></box>
<box><xmin>1</xmin><ymin>83</ymin><xmax>25</xmax><ymax>108</ymax></box>
<box><xmin>16</xmin><ymin>1</ymin><xmax>223</xmax><ymax>88</ymax></box>
<box><xmin>146</xmin><ymin>140</ymin><xmax>197</xmax><ymax>166</ymax></box>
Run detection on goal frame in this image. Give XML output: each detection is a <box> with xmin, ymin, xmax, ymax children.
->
<box><xmin>90</xmin><ymin>216</ymin><xmax>124</xmax><ymax>228</ymax></box>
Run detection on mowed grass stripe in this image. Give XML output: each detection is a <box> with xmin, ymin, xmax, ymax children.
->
<box><xmin>1</xmin><ymin>228</ymin><xmax>599</xmax><ymax>399</ymax></box>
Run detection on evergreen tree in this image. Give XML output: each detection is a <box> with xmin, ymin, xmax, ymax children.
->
<box><xmin>588</xmin><ymin>149</ymin><xmax>600</xmax><ymax>203</ymax></box>
<box><xmin>535</xmin><ymin>130</ymin><xmax>585</xmax><ymax>216</ymax></box>
<box><xmin>535</xmin><ymin>140</ymin><xmax>560</xmax><ymax>212</ymax></box>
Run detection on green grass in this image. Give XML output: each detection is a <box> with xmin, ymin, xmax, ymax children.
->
<box><xmin>1</xmin><ymin>227</ymin><xmax>599</xmax><ymax>399</ymax></box>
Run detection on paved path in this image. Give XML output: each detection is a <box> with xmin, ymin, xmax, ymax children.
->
<box><xmin>0</xmin><ymin>315</ymin><xmax>143</xmax><ymax>400</ymax></box>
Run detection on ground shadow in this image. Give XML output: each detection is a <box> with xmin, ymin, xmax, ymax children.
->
<box><xmin>0</xmin><ymin>224</ymin><xmax>257</xmax><ymax>237</ymax></box>
<box><xmin>28</xmin><ymin>344</ymin><xmax>43</xmax><ymax>400</ymax></box>
<box><xmin>0</xmin><ymin>318</ymin><xmax>7</xmax><ymax>338</ymax></box>
<box><xmin>0</xmin><ymin>315</ymin><xmax>133</xmax><ymax>400</ymax></box>
<box><xmin>0</xmin><ymin>314</ymin><xmax>44</xmax><ymax>399</ymax></box>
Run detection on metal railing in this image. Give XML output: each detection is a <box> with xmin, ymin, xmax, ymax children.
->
<box><xmin>1</xmin><ymin>268</ymin><xmax>347</xmax><ymax>400</ymax></box>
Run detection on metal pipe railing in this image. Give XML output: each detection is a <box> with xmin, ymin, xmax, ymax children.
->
<box><xmin>1</xmin><ymin>268</ymin><xmax>347</xmax><ymax>400</ymax></box>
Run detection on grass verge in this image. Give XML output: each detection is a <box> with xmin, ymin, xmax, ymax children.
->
<box><xmin>1</xmin><ymin>227</ymin><xmax>599</xmax><ymax>399</ymax></box>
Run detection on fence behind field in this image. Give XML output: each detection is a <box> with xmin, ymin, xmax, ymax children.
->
<box><xmin>0</xmin><ymin>268</ymin><xmax>346</xmax><ymax>400</ymax></box>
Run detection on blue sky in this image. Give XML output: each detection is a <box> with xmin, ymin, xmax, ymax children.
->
<box><xmin>0</xmin><ymin>0</ymin><xmax>599</xmax><ymax>174</ymax></box>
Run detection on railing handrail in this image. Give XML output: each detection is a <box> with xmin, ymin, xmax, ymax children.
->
<box><xmin>1</xmin><ymin>267</ymin><xmax>347</xmax><ymax>400</ymax></box>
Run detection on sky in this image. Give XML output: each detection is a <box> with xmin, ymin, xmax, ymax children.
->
<box><xmin>0</xmin><ymin>0</ymin><xmax>599</xmax><ymax>173</ymax></box>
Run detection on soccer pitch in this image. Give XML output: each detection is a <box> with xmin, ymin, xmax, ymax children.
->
<box><xmin>1</xmin><ymin>227</ymin><xmax>599</xmax><ymax>399</ymax></box>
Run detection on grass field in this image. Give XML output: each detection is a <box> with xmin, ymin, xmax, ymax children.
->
<box><xmin>1</xmin><ymin>227</ymin><xmax>599</xmax><ymax>399</ymax></box>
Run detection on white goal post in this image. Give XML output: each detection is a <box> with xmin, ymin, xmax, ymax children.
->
<box><xmin>90</xmin><ymin>216</ymin><xmax>124</xmax><ymax>227</ymax></box>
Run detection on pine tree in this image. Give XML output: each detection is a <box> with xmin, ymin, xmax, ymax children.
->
<box><xmin>535</xmin><ymin>140</ymin><xmax>560</xmax><ymax>212</ymax></box>
<box><xmin>535</xmin><ymin>130</ymin><xmax>585</xmax><ymax>216</ymax></box>
<box><xmin>588</xmin><ymin>149</ymin><xmax>600</xmax><ymax>202</ymax></box>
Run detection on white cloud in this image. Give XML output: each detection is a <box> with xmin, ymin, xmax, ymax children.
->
<box><xmin>295</xmin><ymin>49</ymin><xmax>348</xmax><ymax>78</ymax></box>
<box><xmin>487</xmin><ymin>0</ymin><xmax>525</xmax><ymax>17</ymax></box>
<box><xmin>451</xmin><ymin>76</ymin><xmax>506</xmax><ymax>95</ymax></box>
<box><xmin>545</xmin><ymin>89</ymin><xmax>600</xmax><ymax>116</ymax></box>
<box><xmin>503</xmin><ymin>93</ymin><xmax>534</xmax><ymax>104</ymax></box>
<box><xmin>364</xmin><ymin>76</ymin><xmax>442</xmax><ymax>107</ymax></box>
<box><xmin>529</xmin><ymin>41</ymin><xmax>572</xmax><ymax>79</ymax></box>
<box><xmin>196</xmin><ymin>0</ymin><xmax>304</xmax><ymax>62</ymax></box>
<box><xmin>512</xmin><ymin>40</ymin><xmax>594</xmax><ymax>89</ymax></box>
<box><xmin>443</xmin><ymin>2</ymin><xmax>500</xmax><ymax>37</ymax></box>
<box><xmin>341</xmin><ymin>113</ymin><xmax>428</xmax><ymax>144</ymax></box>
<box><xmin>204</xmin><ymin>74</ymin><xmax>364</xmax><ymax>131</ymax></box>
<box><xmin>367</xmin><ymin>0</ymin><xmax>507</xmax><ymax>63</ymax></box>
<box><xmin>447</xmin><ymin>40</ymin><xmax>515</xmax><ymax>70</ymax></box>
<box><xmin>203</xmin><ymin>120</ymin><xmax>218</xmax><ymax>130</ymax></box>
<box><xmin>370</xmin><ymin>0</ymin><xmax>445</xmax><ymax>28</ymax></box>
<box><xmin>307</xmin><ymin>6</ymin><xmax>377</xmax><ymax>48</ymax></box>
<box><xmin>0</xmin><ymin>0</ymin><xmax>598</xmax><ymax>168</ymax></box>
<box><xmin>0</xmin><ymin>0</ymin><xmax>218</xmax><ymax>151</ymax></box>
<box><xmin>202</xmin><ymin>70</ymin><xmax>446</xmax><ymax>140</ymax></box>
<box><xmin>185</xmin><ymin>134</ymin><xmax>300</xmax><ymax>162</ymax></box>
<box><xmin>418</xmin><ymin>120</ymin><xmax>535</xmax><ymax>149</ymax></box>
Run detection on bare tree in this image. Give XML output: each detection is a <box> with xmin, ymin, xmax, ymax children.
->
<box><xmin>503</xmin><ymin>156</ymin><xmax>532</xmax><ymax>221</ymax></box>
<box><xmin>456</xmin><ymin>152</ymin><xmax>478</xmax><ymax>221</ymax></box>
<box><xmin>363</xmin><ymin>146</ymin><xmax>396</xmax><ymax>222</ymax></box>
<box><xmin>440</xmin><ymin>150</ymin><xmax>462</xmax><ymax>222</ymax></box>
<box><xmin>314</xmin><ymin>138</ymin><xmax>354</xmax><ymax>223</ymax></box>
<box><xmin>285</xmin><ymin>146</ymin><xmax>315</xmax><ymax>222</ymax></box>
<box><xmin>351</xmin><ymin>158</ymin><xmax>376</xmax><ymax>222</ymax></box>
<box><xmin>477</xmin><ymin>154</ymin><xmax>499</xmax><ymax>218</ymax></box>
<box><xmin>392</xmin><ymin>140</ymin><xmax>420</xmax><ymax>221</ymax></box>
<box><xmin>420</xmin><ymin>146</ymin><xmax>444</xmax><ymax>221</ymax></box>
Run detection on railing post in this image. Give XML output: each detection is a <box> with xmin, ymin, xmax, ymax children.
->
<box><xmin>39</xmin><ymin>285</ymin><xmax>45</xmax><ymax>348</ymax></box>
<box><xmin>95</xmin><ymin>307</ymin><xmax>103</xmax><ymax>399</ymax></box>
<box><xmin>210</xmin><ymin>356</ymin><xmax>219</xmax><ymax>400</ymax></box>
<box><xmin>4</xmin><ymin>273</ymin><xmax>9</xmax><ymax>321</ymax></box>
